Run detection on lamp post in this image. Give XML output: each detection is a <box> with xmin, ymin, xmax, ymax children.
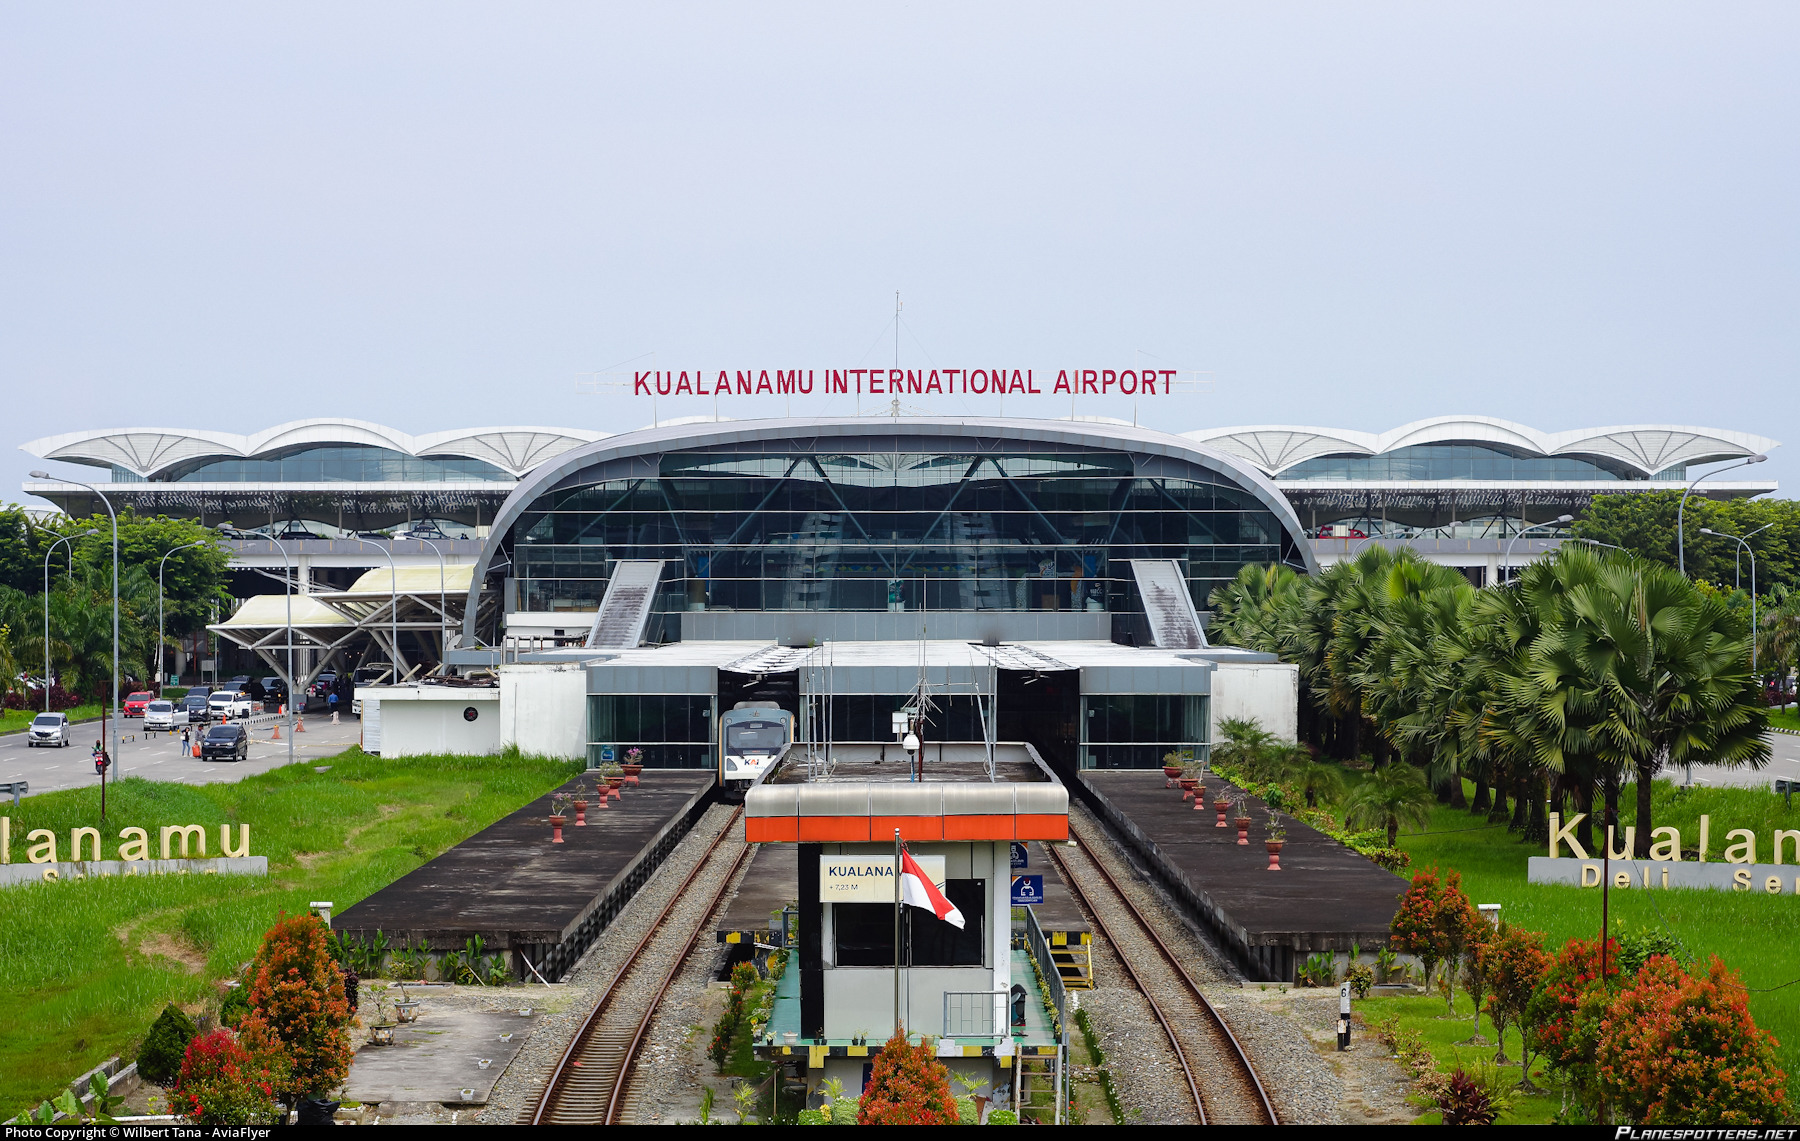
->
<box><xmin>344</xmin><ymin>537</ymin><xmax>401</xmax><ymax>683</ymax></box>
<box><xmin>1501</xmin><ymin>514</ymin><xmax>1575</xmax><ymax>584</ymax></box>
<box><xmin>1701</xmin><ymin>528</ymin><xmax>1759</xmax><ymax>675</ymax></box>
<box><xmin>41</xmin><ymin>529</ymin><xmax>96</xmax><ymax>710</ymax></box>
<box><xmin>31</xmin><ymin>473</ymin><xmax>120</xmax><ymax>777</ymax></box>
<box><xmin>158</xmin><ymin>541</ymin><xmax>209</xmax><ymax>695</ymax></box>
<box><xmin>1564</xmin><ymin>537</ymin><xmax>1625</xmax><ymax>553</ymax></box>
<box><xmin>1678</xmin><ymin>456</ymin><xmax>1767</xmax><ymax>574</ymax></box>
<box><xmin>264</xmin><ymin>534</ymin><xmax>296</xmax><ymax>772</ymax></box>
<box><xmin>398</xmin><ymin>532</ymin><xmax>447</xmax><ymax>668</ymax></box>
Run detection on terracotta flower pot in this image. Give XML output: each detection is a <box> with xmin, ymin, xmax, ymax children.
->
<box><xmin>1266</xmin><ymin>840</ymin><xmax>1284</xmax><ymax>870</ymax></box>
<box><xmin>1215</xmin><ymin>804</ymin><xmax>1230</xmax><ymax>828</ymax></box>
<box><xmin>549</xmin><ymin>814</ymin><xmax>567</xmax><ymax>843</ymax></box>
<box><xmin>1179</xmin><ymin>778</ymin><xmax>1198</xmax><ymax>800</ymax></box>
<box><xmin>1162</xmin><ymin>765</ymin><xmax>1184</xmax><ymax>787</ymax></box>
<box><xmin>622</xmin><ymin>763</ymin><xmax>643</xmax><ymax>776</ymax></box>
<box><xmin>1235</xmin><ymin>817</ymin><xmax>1252</xmax><ymax>845</ymax></box>
<box><xmin>573</xmin><ymin>801</ymin><xmax>588</xmax><ymax>826</ymax></box>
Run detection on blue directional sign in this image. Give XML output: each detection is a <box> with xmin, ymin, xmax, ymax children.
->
<box><xmin>1011</xmin><ymin>874</ymin><xmax>1044</xmax><ymax>906</ymax></box>
<box><xmin>1010</xmin><ymin>842</ymin><xmax>1028</xmax><ymax>869</ymax></box>
<box><xmin>600</xmin><ymin>746</ymin><xmax>616</xmax><ymax>763</ymax></box>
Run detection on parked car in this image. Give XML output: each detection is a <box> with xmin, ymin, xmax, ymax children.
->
<box><xmin>144</xmin><ymin>700</ymin><xmax>182</xmax><ymax>730</ymax></box>
<box><xmin>123</xmin><ymin>691</ymin><xmax>155</xmax><ymax>717</ymax></box>
<box><xmin>26</xmin><ymin>712</ymin><xmax>70</xmax><ymax>748</ymax></box>
<box><xmin>200</xmin><ymin>723</ymin><xmax>249</xmax><ymax>762</ymax></box>
<box><xmin>183</xmin><ymin>686</ymin><xmax>214</xmax><ymax>722</ymax></box>
<box><xmin>309</xmin><ymin>672</ymin><xmax>339</xmax><ymax>700</ymax></box>
<box><xmin>208</xmin><ymin>691</ymin><xmax>254</xmax><ymax>719</ymax></box>
<box><xmin>261</xmin><ymin>676</ymin><xmax>288</xmax><ymax>704</ymax></box>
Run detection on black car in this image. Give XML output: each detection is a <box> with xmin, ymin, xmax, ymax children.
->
<box><xmin>261</xmin><ymin>676</ymin><xmax>287</xmax><ymax>702</ymax></box>
<box><xmin>183</xmin><ymin>686</ymin><xmax>213</xmax><ymax>723</ymax></box>
<box><xmin>200</xmin><ymin>723</ymin><xmax>248</xmax><ymax>762</ymax></box>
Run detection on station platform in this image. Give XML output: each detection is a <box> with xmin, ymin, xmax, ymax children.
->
<box><xmin>336</xmin><ymin>770</ymin><xmax>715</xmax><ymax>981</ymax></box>
<box><xmin>1078</xmin><ymin>770</ymin><xmax>1404</xmax><ymax>982</ymax></box>
<box><xmin>716</xmin><ymin>842</ymin><xmax>798</xmax><ymax>948</ymax></box>
<box><xmin>1016</xmin><ymin>842</ymin><xmax>1092</xmax><ymax>989</ymax></box>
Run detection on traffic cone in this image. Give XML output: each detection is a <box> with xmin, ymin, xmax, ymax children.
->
<box><xmin>295</xmin><ymin>718</ymin><xmax>306</xmax><ymax>733</ymax></box>
<box><xmin>271</xmin><ymin>722</ymin><xmax>280</xmax><ymax>740</ymax></box>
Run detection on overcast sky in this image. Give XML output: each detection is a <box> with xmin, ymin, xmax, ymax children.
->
<box><xmin>3</xmin><ymin>3</ymin><xmax>1796</xmax><ymax>496</ymax></box>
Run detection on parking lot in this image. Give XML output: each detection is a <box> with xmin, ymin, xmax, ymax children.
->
<box><xmin>0</xmin><ymin>711</ymin><xmax>366</xmax><ymax>799</ymax></box>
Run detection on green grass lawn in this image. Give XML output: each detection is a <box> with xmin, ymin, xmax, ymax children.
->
<box><xmin>0</xmin><ymin>746</ymin><xmax>580</xmax><ymax>1114</ymax></box>
<box><xmin>0</xmin><ymin>704</ymin><xmax>109</xmax><ymax>737</ymax></box>
<box><xmin>1767</xmin><ymin>707</ymin><xmax>1800</xmax><ymax>733</ymax></box>
<box><xmin>1355</xmin><ymin>988</ymin><xmax>1559</xmax><ymax>1124</ymax></box>
<box><xmin>1382</xmin><ymin>776</ymin><xmax>1800</xmax><ymax>1090</ymax></box>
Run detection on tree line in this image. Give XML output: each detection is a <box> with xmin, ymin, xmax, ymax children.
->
<box><xmin>1208</xmin><ymin>543</ymin><xmax>1771</xmax><ymax>858</ymax></box>
<box><xmin>0</xmin><ymin>504</ymin><xmax>230</xmax><ymax>705</ymax></box>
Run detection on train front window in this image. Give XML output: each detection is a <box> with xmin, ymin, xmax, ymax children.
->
<box><xmin>726</xmin><ymin>722</ymin><xmax>785</xmax><ymax>753</ymax></box>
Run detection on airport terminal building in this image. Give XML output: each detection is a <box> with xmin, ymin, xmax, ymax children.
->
<box><xmin>19</xmin><ymin>414</ymin><xmax>1778</xmax><ymax>770</ymax></box>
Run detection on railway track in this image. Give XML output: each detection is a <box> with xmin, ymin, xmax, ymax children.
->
<box><xmin>1046</xmin><ymin>827</ymin><xmax>1278</xmax><ymax>1126</ymax></box>
<box><xmin>530</xmin><ymin>806</ymin><xmax>752</xmax><ymax>1125</ymax></box>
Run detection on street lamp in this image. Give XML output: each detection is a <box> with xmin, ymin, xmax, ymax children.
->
<box><xmin>1564</xmin><ymin>537</ymin><xmax>1625</xmax><ymax>553</ymax></box>
<box><xmin>41</xmin><ymin>529</ymin><xmax>96</xmax><ymax>710</ymax></box>
<box><xmin>158</xmin><ymin>541</ymin><xmax>210</xmax><ymax>694</ymax></box>
<box><xmin>397</xmin><ymin>532</ymin><xmax>447</xmax><ymax>668</ymax></box>
<box><xmin>1700</xmin><ymin>529</ymin><xmax>1759</xmax><ymax>675</ymax></box>
<box><xmin>1725</xmin><ymin>523</ymin><xmax>1774</xmax><ymax>590</ymax></box>
<box><xmin>1679</xmin><ymin>456</ymin><xmax>1768</xmax><ymax>574</ymax></box>
<box><xmin>31</xmin><ymin>473</ymin><xmax>121</xmax><ymax>777</ymax></box>
<box><xmin>1501</xmin><ymin>515</ymin><xmax>1575</xmax><ymax>583</ymax></box>
<box><xmin>343</xmin><ymin>537</ymin><xmax>401</xmax><ymax>683</ymax></box>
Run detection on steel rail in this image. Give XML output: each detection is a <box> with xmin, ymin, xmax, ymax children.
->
<box><xmin>530</xmin><ymin>806</ymin><xmax>750</xmax><ymax>1125</ymax></box>
<box><xmin>1046</xmin><ymin>832</ymin><xmax>1279</xmax><ymax>1126</ymax></box>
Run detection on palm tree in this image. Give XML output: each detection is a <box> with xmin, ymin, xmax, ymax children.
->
<box><xmin>1296</xmin><ymin>761</ymin><xmax>1346</xmax><ymax>808</ymax></box>
<box><xmin>1342</xmin><ymin>763</ymin><xmax>1436</xmax><ymax>847</ymax></box>
<box><xmin>1210</xmin><ymin>716</ymin><xmax>1279</xmax><ymax>771</ymax></box>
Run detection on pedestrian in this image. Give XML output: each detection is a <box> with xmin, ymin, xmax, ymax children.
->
<box><xmin>180</xmin><ymin>725</ymin><xmax>190</xmax><ymax>752</ymax></box>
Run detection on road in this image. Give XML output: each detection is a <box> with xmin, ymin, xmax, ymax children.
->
<box><xmin>0</xmin><ymin>713</ymin><xmax>366</xmax><ymax>799</ymax></box>
<box><xmin>1650</xmin><ymin>731</ymin><xmax>1800</xmax><ymax>791</ymax></box>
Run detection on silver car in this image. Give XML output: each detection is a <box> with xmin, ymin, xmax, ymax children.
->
<box><xmin>144</xmin><ymin>700</ymin><xmax>181</xmax><ymax>731</ymax></box>
<box><xmin>27</xmin><ymin>713</ymin><xmax>70</xmax><ymax>748</ymax></box>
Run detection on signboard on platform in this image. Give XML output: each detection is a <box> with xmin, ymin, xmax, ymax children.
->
<box><xmin>818</xmin><ymin>855</ymin><xmax>946</xmax><ymax>902</ymax></box>
<box><xmin>1010</xmin><ymin>842</ymin><xmax>1028</xmax><ymax>869</ymax></box>
<box><xmin>1011</xmin><ymin>875</ymin><xmax>1044</xmax><ymax>906</ymax></box>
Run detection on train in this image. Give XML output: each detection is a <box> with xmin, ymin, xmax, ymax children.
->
<box><xmin>719</xmin><ymin>701</ymin><xmax>795</xmax><ymax>794</ymax></box>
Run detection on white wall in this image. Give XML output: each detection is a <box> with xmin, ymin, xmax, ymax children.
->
<box><xmin>379</xmin><ymin>695</ymin><xmax>501</xmax><ymax>757</ymax></box>
<box><xmin>1210</xmin><ymin>662</ymin><xmax>1299</xmax><ymax>744</ymax></box>
<box><xmin>499</xmin><ymin>663</ymin><xmax>589</xmax><ymax>761</ymax></box>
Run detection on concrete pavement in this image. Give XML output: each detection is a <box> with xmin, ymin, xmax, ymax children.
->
<box><xmin>0</xmin><ymin>713</ymin><xmax>366</xmax><ymax>799</ymax></box>
<box><xmin>1652</xmin><ymin>731</ymin><xmax>1800</xmax><ymax>791</ymax></box>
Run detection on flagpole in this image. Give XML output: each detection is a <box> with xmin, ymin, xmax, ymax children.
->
<box><xmin>893</xmin><ymin>828</ymin><xmax>902</xmax><ymax>1038</ymax></box>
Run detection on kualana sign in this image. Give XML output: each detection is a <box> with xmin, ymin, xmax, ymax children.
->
<box><xmin>629</xmin><ymin>368</ymin><xmax>1182</xmax><ymax>399</ymax></box>
<box><xmin>1527</xmin><ymin>812</ymin><xmax>1800</xmax><ymax>895</ymax></box>
<box><xmin>819</xmin><ymin>854</ymin><xmax>947</xmax><ymax>903</ymax></box>
<box><xmin>0</xmin><ymin>816</ymin><xmax>263</xmax><ymax>886</ymax></box>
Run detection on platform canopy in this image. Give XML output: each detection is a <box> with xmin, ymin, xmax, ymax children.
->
<box><xmin>745</xmin><ymin>782</ymin><xmax>1068</xmax><ymax>843</ymax></box>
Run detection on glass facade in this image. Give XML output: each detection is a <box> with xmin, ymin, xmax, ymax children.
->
<box><xmin>511</xmin><ymin>444</ymin><xmax>1293</xmax><ymax>614</ymax></box>
<box><xmin>162</xmin><ymin>445</ymin><xmax>510</xmax><ymax>483</ymax></box>
<box><xmin>587</xmin><ymin>693</ymin><xmax>716</xmax><ymax>769</ymax></box>
<box><xmin>1081</xmin><ymin>693</ymin><xmax>1208</xmax><ymax>770</ymax></box>
<box><xmin>1280</xmin><ymin>444</ymin><xmax>1681</xmax><ymax>483</ymax></box>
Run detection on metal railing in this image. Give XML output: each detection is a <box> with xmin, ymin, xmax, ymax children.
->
<box><xmin>942</xmin><ymin>989</ymin><xmax>1007</xmax><ymax>1039</ymax></box>
<box><xmin>1024</xmin><ymin>905</ymin><xmax>1067</xmax><ymax>1029</ymax></box>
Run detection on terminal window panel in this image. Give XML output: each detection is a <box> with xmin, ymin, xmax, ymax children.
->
<box><xmin>510</xmin><ymin>448</ymin><xmax>1290</xmax><ymax>613</ymax></box>
<box><xmin>813</xmin><ymin>695</ymin><xmax>985</xmax><ymax>744</ymax></box>
<box><xmin>1082</xmin><ymin>693</ymin><xmax>1208</xmax><ymax>770</ymax></box>
<box><xmin>587</xmin><ymin>694</ymin><xmax>715</xmax><ymax>769</ymax></box>
<box><xmin>832</xmin><ymin>881</ymin><xmax>986</xmax><ymax>967</ymax></box>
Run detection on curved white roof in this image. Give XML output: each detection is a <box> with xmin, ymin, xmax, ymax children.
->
<box><xmin>21</xmin><ymin>418</ymin><xmax>611</xmax><ymax>479</ymax></box>
<box><xmin>1184</xmin><ymin>416</ymin><xmax>1777</xmax><ymax>477</ymax></box>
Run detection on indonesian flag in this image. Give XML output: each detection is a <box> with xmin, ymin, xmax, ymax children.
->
<box><xmin>899</xmin><ymin>847</ymin><xmax>964</xmax><ymax>929</ymax></box>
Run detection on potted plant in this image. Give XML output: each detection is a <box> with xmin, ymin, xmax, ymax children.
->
<box><xmin>1161</xmin><ymin>750</ymin><xmax>1185</xmax><ymax>787</ymax></box>
<box><xmin>622</xmin><ymin>747</ymin><xmax>644</xmax><ymax>781</ymax></box>
<box><xmin>1235</xmin><ymin>805</ymin><xmax>1253</xmax><ymax>845</ymax></box>
<box><xmin>548</xmin><ymin>793</ymin><xmax>571</xmax><ymax>844</ymax></box>
<box><xmin>392</xmin><ymin>982</ymin><xmax>421</xmax><ymax>1024</ymax></box>
<box><xmin>1265</xmin><ymin>811</ymin><xmax>1286</xmax><ymax>870</ymax></box>
<box><xmin>571</xmin><ymin>780</ymin><xmax>590</xmax><ymax>827</ymax></box>
<box><xmin>1214</xmin><ymin>795</ymin><xmax>1231</xmax><ymax>829</ymax></box>
<box><xmin>600</xmin><ymin>761</ymin><xmax>625</xmax><ymax>797</ymax></box>
<box><xmin>367</xmin><ymin>986</ymin><xmax>397</xmax><ymax>1046</ymax></box>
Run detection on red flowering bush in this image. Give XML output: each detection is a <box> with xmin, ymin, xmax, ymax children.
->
<box><xmin>1389</xmin><ymin>867</ymin><xmax>1442</xmax><ymax>988</ymax></box>
<box><xmin>173</xmin><ymin>1029</ymin><xmax>278</xmax><ymax>1125</ymax></box>
<box><xmin>1596</xmin><ymin>955</ymin><xmax>1787</xmax><ymax>1126</ymax></box>
<box><xmin>1524</xmin><ymin>934</ymin><xmax>1618</xmax><ymax>1081</ymax></box>
<box><xmin>1479</xmin><ymin>924</ymin><xmax>1551</xmax><ymax>1067</ymax></box>
<box><xmin>857</xmin><ymin>1030</ymin><xmax>959</xmax><ymax>1125</ymax></box>
<box><xmin>236</xmin><ymin>913</ymin><xmax>355</xmax><ymax>1102</ymax></box>
<box><xmin>1432</xmin><ymin>871</ymin><xmax>1480</xmax><ymax>1013</ymax></box>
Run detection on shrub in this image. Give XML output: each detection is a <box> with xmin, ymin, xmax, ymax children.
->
<box><xmin>797</xmin><ymin>1108</ymin><xmax>827</xmax><ymax>1124</ymax></box>
<box><xmin>1524</xmin><ymin>934</ymin><xmax>1618</xmax><ymax>1089</ymax></box>
<box><xmin>1431</xmin><ymin>870</ymin><xmax>1480</xmax><ymax>1014</ymax></box>
<box><xmin>235</xmin><ymin>913</ymin><xmax>355</xmax><ymax>1102</ymax></box>
<box><xmin>1596</xmin><ymin>955</ymin><xmax>1788</xmax><ymax>1126</ymax></box>
<box><xmin>220</xmin><ymin>981</ymin><xmax>251</xmax><ymax>1029</ymax></box>
<box><xmin>1436</xmin><ymin>1068</ymin><xmax>1498</xmax><ymax>1125</ymax></box>
<box><xmin>1479</xmin><ymin>923</ymin><xmax>1551</xmax><ymax>1067</ymax></box>
<box><xmin>987</xmin><ymin>1108</ymin><xmax>1018</xmax><ymax>1124</ymax></box>
<box><xmin>173</xmin><ymin>1029</ymin><xmax>278</xmax><ymax>1126</ymax></box>
<box><xmin>829</xmin><ymin>1096</ymin><xmax>860</xmax><ymax>1124</ymax></box>
<box><xmin>139</xmin><ymin>1004</ymin><xmax>199</xmax><ymax>1087</ymax></box>
<box><xmin>1389</xmin><ymin>868</ymin><xmax>1443</xmax><ymax>989</ymax></box>
<box><xmin>857</xmin><ymin>1031</ymin><xmax>959</xmax><ymax>1125</ymax></box>
<box><xmin>1346</xmin><ymin>962</ymin><xmax>1374</xmax><ymax>1000</ymax></box>
<box><xmin>1615</xmin><ymin>927</ymin><xmax>1683</xmax><ymax>976</ymax></box>
<box><xmin>956</xmin><ymin>1095</ymin><xmax>978</xmax><ymax>1123</ymax></box>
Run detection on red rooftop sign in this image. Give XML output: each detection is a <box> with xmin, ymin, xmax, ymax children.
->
<box><xmin>632</xmin><ymin>368</ymin><xmax>1179</xmax><ymax>398</ymax></box>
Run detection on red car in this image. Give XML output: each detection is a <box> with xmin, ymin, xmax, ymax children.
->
<box><xmin>123</xmin><ymin>691</ymin><xmax>155</xmax><ymax>716</ymax></box>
